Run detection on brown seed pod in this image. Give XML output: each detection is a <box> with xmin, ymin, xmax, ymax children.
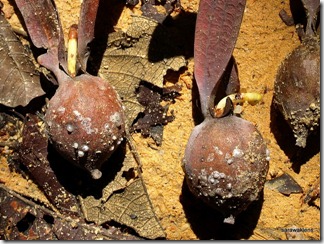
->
<box><xmin>44</xmin><ymin>74</ymin><xmax>125</xmax><ymax>179</ymax></box>
<box><xmin>273</xmin><ymin>37</ymin><xmax>320</xmax><ymax>148</ymax></box>
<box><xmin>183</xmin><ymin>116</ymin><xmax>269</xmax><ymax>224</ymax></box>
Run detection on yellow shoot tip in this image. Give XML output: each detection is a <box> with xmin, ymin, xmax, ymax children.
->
<box><xmin>214</xmin><ymin>92</ymin><xmax>263</xmax><ymax>117</ymax></box>
<box><xmin>67</xmin><ymin>24</ymin><xmax>78</xmax><ymax>77</ymax></box>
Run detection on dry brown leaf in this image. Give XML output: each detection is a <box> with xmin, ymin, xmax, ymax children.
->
<box><xmin>0</xmin><ymin>14</ymin><xmax>44</xmax><ymax>107</ymax></box>
<box><xmin>80</xmin><ymin>143</ymin><xmax>166</xmax><ymax>239</ymax></box>
<box><xmin>99</xmin><ymin>15</ymin><xmax>186</xmax><ymax>126</ymax></box>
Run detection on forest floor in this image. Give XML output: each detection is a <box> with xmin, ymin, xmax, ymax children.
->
<box><xmin>0</xmin><ymin>0</ymin><xmax>320</xmax><ymax>240</ymax></box>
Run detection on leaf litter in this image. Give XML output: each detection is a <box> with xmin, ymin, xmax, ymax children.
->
<box><xmin>98</xmin><ymin>15</ymin><xmax>186</xmax><ymax>127</ymax></box>
<box><xmin>0</xmin><ymin>12</ymin><xmax>45</xmax><ymax>107</ymax></box>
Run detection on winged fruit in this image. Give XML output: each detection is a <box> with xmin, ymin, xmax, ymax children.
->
<box><xmin>45</xmin><ymin>75</ymin><xmax>125</xmax><ymax>179</ymax></box>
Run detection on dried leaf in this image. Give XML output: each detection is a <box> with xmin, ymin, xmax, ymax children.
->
<box><xmin>99</xmin><ymin>15</ymin><xmax>186</xmax><ymax>125</ymax></box>
<box><xmin>131</xmin><ymin>84</ymin><xmax>175</xmax><ymax>145</ymax></box>
<box><xmin>80</xmin><ymin>142</ymin><xmax>166</xmax><ymax>239</ymax></box>
<box><xmin>14</xmin><ymin>0</ymin><xmax>68</xmax><ymax>82</ymax></box>
<box><xmin>19</xmin><ymin>114</ymin><xmax>80</xmax><ymax>217</ymax></box>
<box><xmin>140</xmin><ymin>0</ymin><xmax>180</xmax><ymax>23</ymax></box>
<box><xmin>78</xmin><ymin>0</ymin><xmax>100</xmax><ymax>70</ymax></box>
<box><xmin>0</xmin><ymin>14</ymin><xmax>44</xmax><ymax>107</ymax></box>
<box><xmin>194</xmin><ymin>0</ymin><xmax>246</xmax><ymax>116</ymax></box>
<box><xmin>265</xmin><ymin>173</ymin><xmax>303</xmax><ymax>196</ymax></box>
<box><xmin>0</xmin><ymin>184</ymin><xmax>141</xmax><ymax>240</ymax></box>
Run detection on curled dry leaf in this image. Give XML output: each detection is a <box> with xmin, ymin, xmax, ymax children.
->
<box><xmin>0</xmin><ymin>13</ymin><xmax>44</xmax><ymax>107</ymax></box>
<box><xmin>99</xmin><ymin>15</ymin><xmax>186</xmax><ymax>126</ymax></box>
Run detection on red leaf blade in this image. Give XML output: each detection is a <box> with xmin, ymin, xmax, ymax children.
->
<box><xmin>78</xmin><ymin>0</ymin><xmax>100</xmax><ymax>71</ymax></box>
<box><xmin>14</xmin><ymin>0</ymin><xmax>67</xmax><ymax>82</ymax></box>
<box><xmin>194</xmin><ymin>0</ymin><xmax>246</xmax><ymax>117</ymax></box>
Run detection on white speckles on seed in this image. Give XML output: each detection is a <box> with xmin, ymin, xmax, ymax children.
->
<box><xmin>66</xmin><ymin>124</ymin><xmax>74</xmax><ymax>133</ymax></box>
<box><xmin>78</xmin><ymin>150</ymin><xmax>85</xmax><ymax>157</ymax></box>
<box><xmin>233</xmin><ymin>147</ymin><xmax>244</xmax><ymax>158</ymax></box>
<box><xmin>110</xmin><ymin>112</ymin><xmax>121</xmax><ymax>125</ymax></box>
<box><xmin>72</xmin><ymin>142</ymin><xmax>79</xmax><ymax>149</ymax></box>
<box><xmin>213</xmin><ymin>146</ymin><xmax>223</xmax><ymax>155</ymax></box>
<box><xmin>225</xmin><ymin>153</ymin><xmax>234</xmax><ymax>165</ymax></box>
<box><xmin>81</xmin><ymin>145</ymin><xmax>89</xmax><ymax>152</ymax></box>
<box><xmin>206</xmin><ymin>153</ymin><xmax>215</xmax><ymax>162</ymax></box>
<box><xmin>57</xmin><ymin>106</ymin><xmax>66</xmax><ymax>113</ymax></box>
<box><xmin>91</xmin><ymin>169</ymin><xmax>102</xmax><ymax>179</ymax></box>
<box><xmin>73</xmin><ymin>110</ymin><xmax>81</xmax><ymax>117</ymax></box>
<box><xmin>226</xmin><ymin>183</ymin><xmax>232</xmax><ymax>190</ymax></box>
<box><xmin>266</xmin><ymin>149</ymin><xmax>271</xmax><ymax>161</ymax></box>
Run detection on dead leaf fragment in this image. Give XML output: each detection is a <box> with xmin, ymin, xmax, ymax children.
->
<box><xmin>99</xmin><ymin>15</ymin><xmax>186</xmax><ymax>126</ymax></box>
<box><xmin>80</xmin><ymin>143</ymin><xmax>166</xmax><ymax>239</ymax></box>
<box><xmin>0</xmin><ymin>14</ymin><xmax>44</xmax><ymax>107</ymax></box>
<box><xmin>19</xmin><ymin>114</ymin><xmax>80</xmax><ymax>217</ymax></box>
<box><xmin>0</xmin><ymin>184</ymin><xmax>141</xmax><ymax>240</ymax></box>
<box><xmin>265</xmin><ymin>173</ymin><xmax>303</xmax><ymax>196</ymax></box>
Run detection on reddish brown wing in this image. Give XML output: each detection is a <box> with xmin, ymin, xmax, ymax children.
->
<box><xmin>14</xmin><ymin>0</ymin><xmax>68</xmax><ymax>83</ymax></box>
<box><xmin>194</xmin><ymin>0</ymin><xmax>246</xmax><ymax>117</ymax></box>
<box><xmin>78</xmin><ymin>0</ymin><xmax>100</xmax><ymax>71</ymax></box>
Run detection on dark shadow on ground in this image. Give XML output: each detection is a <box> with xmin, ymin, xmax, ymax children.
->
<box><xmin>180</xmin><ymin>178</ymin><xmax>264</xmax><ymax>240</ymax></box>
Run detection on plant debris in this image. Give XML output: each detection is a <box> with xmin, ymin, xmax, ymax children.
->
<box><xmin>0</xmin><ymin>184</ymin><xmax>141</xmax><ymax>240</ymax></box>
<box><xmin>80</xmin><ymin>141</ymin><xmax>166</xmax><ymax>239</ymax></box>
<box><xmin>0</xmin><ymin>12</ymin><xmax>44</xmax><ymax>107</ymax></box>
<box><xmin>140</xmin><ymin>0</ymin><xmax>181</xmax><ymax>23</ymax></box>
<box><xmin>18</xmin><ymin>114</ymin><xmax>81</xmax><ymax>217</ymax></box>
<box><xmin>131</xmin><ymin>83</ymin><xmax>178</xmax><ymax>145</ymax></box>
<box><xmin>98</xmin><ymin>15</ymin><xmax>186</xmax><ymax>127</ymax></box>
<box><xmin>265</xmin><ymin>173</ymin><xmax>303</xmax><ymax>196</ymax></box>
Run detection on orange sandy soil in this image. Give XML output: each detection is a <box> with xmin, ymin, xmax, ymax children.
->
<box><xmin>0</xmin><ymin>0</ymin><xmax>320</xmax><ymax>240</ymax></box>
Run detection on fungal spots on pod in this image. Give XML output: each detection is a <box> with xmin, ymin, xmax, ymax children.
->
<box><xmin>211</xmin><ymin>170</ymin><xmax>226</xmax><ymax>179</ymax></box>
<box><xmin>225</xmin><ymin>153</ymin><xmax>234</xmax><ymax>165</ymax></box>
<box><xmin>232</xmin><ymin>147</ymin><xmax>244</xmax><ymax>158</ymax></box>
<box><xmin>78</xmin><ymin>150</ymin><xmax>85</xmax><ymax>157</ymax></box>
<box><xmin>266</xmin><ymin>149</ymin><xmax>271</xmax><ymax>161</ymax></box>
<box><xmin>57</xmin><ymin>106</ymin><xmax>66</xmax><ymax>114</ymax></box>
<box><xmin>226</xmin><ymin>183</ymin><xmax>232</xmax><ymax>190</ymax></box>
<box><xmin>223</xmin><ymin>215</ymin><xmax>235</xmax><ymax>225</ymax></box>
<box><xmin>206</xmin><ymin>153</ymin><xmax>215</xmax><ymax>162</ymax></box>
<box><xmin>208</xmin><ymin>173</ymin><xmax>219</xmax><ymax>185</ymax></box>
<box><xmin>91</xmin><ymin>169</ymin><xmax>102</xmax><ymax>179</ymax></box>
<box><xmin>117</xmin><ymin>137</ymin><xmax>123</xmax><ymax>145</ymax></box>
<box><xmin>213</xmin><ymin>146</ymin><xmax>223</xmax><ymax>155</ymax></box>
<box><xmin>72</xmin><ymin>142</ymin><xmax>78</xmax><ymax>149</ymax></box>
<box><xmin>104</xmin><ymin>123</ymin><xmax>110</xmax><ymax>131</ymax></box>
<box><xmin>73</xmin><ymin>110</ymin><xmax>95</xmax><ymax>134</ymax></box>
<box><xmin>66</xmin><ymin>123</ymin><xmax>74</xmax><ymax>133</ymax></box>
<box><xmin>81</xmin><ymin>144</ymin><xmax>89</xmax><ymax>152</ymax></box>
<box><xmin>110</xmin><ymin>112</ymin><xmax>122</xmax><ymax>126</ymax></box>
